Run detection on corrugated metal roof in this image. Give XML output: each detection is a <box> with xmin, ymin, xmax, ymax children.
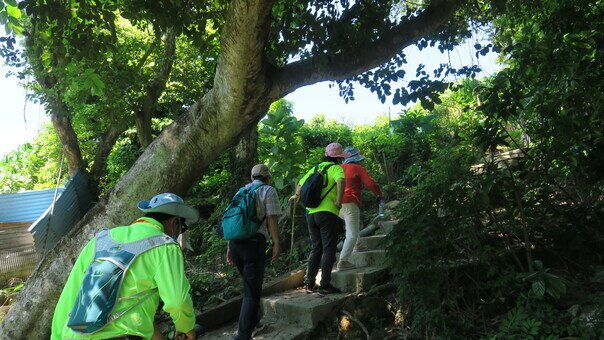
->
<box><xmin>0</xmin><ymin>188</ymin><xmax>64</xmax><ymax>223</ymax></box>
<box><xmin>29</xmin><ymin>172</ymin><xmax>93</xmax><ymax>255</ymax></box>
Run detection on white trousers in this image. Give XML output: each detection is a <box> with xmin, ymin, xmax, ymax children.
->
<box><xmin>338</xmin><ymin>203</ymin><xmax>360</xmax><ymax>262</ymax></box>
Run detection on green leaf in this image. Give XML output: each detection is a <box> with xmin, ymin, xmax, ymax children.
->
<box><xmin>532</xmin><ymin>280</ymin><xmax>545</xmax><ymax>297</ymax></box>
<box><xmin>41</xmin><ymin>50</ymin><xmax>53</xmax><ymax>68</ymax></box>
<box><xmin>6</xmin><ymin>4</ymin><xmax>21</xmax><ymax>19</ymax></box>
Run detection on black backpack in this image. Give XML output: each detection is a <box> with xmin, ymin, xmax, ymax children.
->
<box><xmin>300</xmin><ymin>164</ymin><xmax>335</xmax><ymax>208</ymax></box>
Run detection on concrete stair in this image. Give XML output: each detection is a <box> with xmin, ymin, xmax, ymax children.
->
<box><xmin>262</xmin><ymin>288</ymin><xmax>348</xmax><ymax>328</ymax></box>
<box><xmin>202</xmin><ymin>319</ymin><xmax>309</xmax><ymax>339</ymax></box>
<box><xmin>357</xmin><ymin>234</ymin><xmax>388</xmax><ymax>250</ymax></box>
<box><xmin>375</xmin><ymin>219</ymin><xmax>399</xmax><ymax>235</ymax></box>
<box><xmin>331</xmin><ymin>265</ymin><xmax>389</xmax><ymax>293</ymax></box>
<box><xmin>203</xmin><ymin>288</ymin><xmax>348</xmax><ymax>339</ymax></box>
<box><xmin>332</xmin><ymin>235</ymin><xmax>389</xmax><ymax>294</ymax></box>
<box><xmin>201</xmin><ymin>222</ymin><xmax>395</xmax><ymax>339</ymax></box>
<box><xmin>339</xmin><ymin>249</ymin><xmax>386</xmax><ymax>268</ymax></box>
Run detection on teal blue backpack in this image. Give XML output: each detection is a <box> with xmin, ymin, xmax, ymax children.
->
<box><xmin>67</xmin><ymin>229</ymin><xmax>176</xmax><ymax>334</ymax></box>
<box><xmin>221</xmin><ymin>182</ymin><xmax>266</xmax><ymax>240</ymax></box>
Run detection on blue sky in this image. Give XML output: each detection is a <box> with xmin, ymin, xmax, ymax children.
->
<box><xmin>0</xmin><ymin>37</ymin><xmax>499</xmax><ymax>157</ymax></box>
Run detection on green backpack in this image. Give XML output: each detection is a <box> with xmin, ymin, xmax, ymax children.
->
<box><xmin>220</xmin><ymin>182</ymin><xmax>266</xmax><ymax>240</ymax></box>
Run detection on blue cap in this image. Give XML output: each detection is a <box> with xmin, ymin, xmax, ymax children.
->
<box><xmin>343</xmin><ymin>146</ymin><xmax>365</xmax><ymax>164</ymax></box>
<box><xmin>137</xmin><ymin>193</ymin><xmax>199</xmax><ymax>225</ymax></box>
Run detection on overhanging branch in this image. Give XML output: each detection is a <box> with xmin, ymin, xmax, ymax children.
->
<box><xmin>271</xmin><ymin>0</ymin><xmax>466</xmax><ymax>96</ymax></box>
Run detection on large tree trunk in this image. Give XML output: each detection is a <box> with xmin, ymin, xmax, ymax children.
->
<box><xmin>0</xmin><ymin>0</ymin><xmax>465</xmax><ymax>338</ymax></box>
<box><xmin>229</xmin><ymin>124</ymin><xmax>259</xmax><ymax>194</ymax></box>
<box><xmin>50</xmin><ymin>106</ymin><xmax>88</xmax><ymax>177</ymax></box>
<box><xmin>0</xmin><ymin>2</ymin><xmax>276</xmax><ymax>338</ymax></box>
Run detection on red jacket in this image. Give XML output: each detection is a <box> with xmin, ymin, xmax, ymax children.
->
<box><xmin>341</xmin><ymin>163</ymin><xmax>382</xmax><ymax>207</ymax></box>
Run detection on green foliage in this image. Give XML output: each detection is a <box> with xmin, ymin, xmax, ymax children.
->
<box><xmin>387</xmin><ymin>0</ymin><xmax>604</xmax><ymax>336</ymax></box>
<box><xmin>186</xmin><ymin>206</ymin><xmax>240</xmax><ymax>307</ymax></box>
<box><xmin>0</xmin><ymin>0</ymin><xmax>25</xmax><ymax>36</ymax></box>
<box><xmin>0</xmin><ymin>124</ymin><xmax>65</xmax><ymax>193</ymax></box>
<box><xmin>0</xmin><ymin>280</ymin><xmax>24</xmax><ymax>306</ymax></box>
<box><xmin>518</xmin><ymin>260</ymin><xmax>567</xmax><ymax>300</ymax></box>
<box><xmin>299</xmin><ymin>114</ymin><xmax>353</xmax><ymax>153</ymax></box>
<box><xmin>258</xmin><ymin>99</ymin><xmax>305</xmax><ymax>194</ymax></box>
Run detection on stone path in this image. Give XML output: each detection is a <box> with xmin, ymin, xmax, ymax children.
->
<box><xmin>203</xmin><ymin>219</ymin><xmax>399</xmax><ymax>339</ymax></box>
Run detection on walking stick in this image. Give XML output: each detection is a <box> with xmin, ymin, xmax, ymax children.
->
<box><xmin>290</xmin><ymin>201</ymin><xmax>296</xmax><ymax>254</ymax></box>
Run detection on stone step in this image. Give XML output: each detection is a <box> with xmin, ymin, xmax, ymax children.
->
<box><xmin>331</xmin><ymin>265</ymin><xmax>389</xmax><ymax>293</ymax></box>
<box><xmin>261</xmin><ymin>288</ymin><xmax>348</xmax><ymax>328</ymax></box>
<box><xmin>375</xmin><ymin>219</ymin><xmax>399</xmax><ymax>235</ymax></box>
<box><xmin>357</xmin><ymin>234</ymin><xmax>388</xmax><ymax>250</ymax></box>
<box><xmin>337</xmin><ymin>249</ymin><xmax>387</xmax><ymax>268</ymax></box>
<box><xmin>201</xmin><ymin>320</ymin><xmax>309</xmax><ymax>339</ymax></box>
<box><xmin>337</xmin><ymin>234</ymin><xmax>388</xmax><ymax>252</ymax></box>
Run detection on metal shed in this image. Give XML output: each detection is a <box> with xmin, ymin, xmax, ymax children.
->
<box><xmin>0</xmin><ymin>188</ymin><xmax>63</xmax><ymax>283</ymax></box>
<box><xmin>0</xmin><ymin>171</ymin><xmax>93</xmax><ymax>283</ymax></box>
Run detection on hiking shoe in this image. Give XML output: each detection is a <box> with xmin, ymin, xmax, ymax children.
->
<box><xmin>305</xmin><ymin>283</ymin><xmax>318</xmax><ymax>294</ymax></box>
<box><xmin>318</xmin><ymin>284</ymin><xmax>341</xmax><ymax>295</ymax></box>
<box><xmin>337</xmin><ymin>260</ymin><xmax>356</xmax><ymax>271</ymax></box>
<box><xmin>353</xmin><ymin>242</ymin><xmax>369</xmax><ymax>252</ymax></box>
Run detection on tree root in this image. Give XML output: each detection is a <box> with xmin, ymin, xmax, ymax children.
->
<box><xmin>341</xmin><ymin>309</ymin><xmax>370</xmax><ymax>340</ymax></box>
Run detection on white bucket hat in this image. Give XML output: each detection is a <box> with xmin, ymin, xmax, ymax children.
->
<box><xmin>137</xmin><ymin>193</ymin><xmax>199</xmax><ymax>225</ymax></box>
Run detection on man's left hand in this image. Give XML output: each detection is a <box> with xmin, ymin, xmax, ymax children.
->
<box><xmin>271</xmin><ymin>242</ymin><xmax>280</xmax><ymax>264</ymax></box>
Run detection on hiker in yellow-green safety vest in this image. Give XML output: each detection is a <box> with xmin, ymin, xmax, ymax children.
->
<box><xmin>292</xmin><ymin>142</ymin><xmax>349</xmax><ymax>295</ymax></box>
<box><xmin>51</xmin><ymin>193</ymin><xmax>198</xmax><ymax>340</ymax></box>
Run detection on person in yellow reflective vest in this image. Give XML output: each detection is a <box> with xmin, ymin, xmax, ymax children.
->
<box><xmin>51</xmin><ymin>193</ymin><xmax>198</xmax><ymax>340</ymax></box>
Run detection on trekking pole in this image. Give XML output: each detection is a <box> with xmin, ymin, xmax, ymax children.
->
<box><xmin>290</xmin><ymin>200</ymin><xmax>296</xmax><ymax>256</ymax></box>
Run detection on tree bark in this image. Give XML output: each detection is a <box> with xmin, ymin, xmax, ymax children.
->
<box><xmin>0</xmin><ymin>1</ymin><xmax>466</xmax><ymax>338</ymax></box>
<box><xmin>50</xmin><ymin>106</ymin><xmax>88</xmax><ymax>177</ymax></box>
<box><xmin>0</xmin><ymin>2</ymin><xmax>276</xmax><ymax>337</ymax></box>
<box><xmin>229</xmin><ymin>124</ymin><xmax>259</xmax><ymax>194</ymax></box>
<box><xmin>134</xmin><ymin>27</ymin><xmax>177</xmax><ymax>149</ymax></box>
<box><xmin>89</xmin><ymin>122</ymin><xmax>129</xmax><ymax>197</ymax></box>
<box><xmin>272</xmin><ymin>0</ymin><xmax>466</xmax><ymax>95</ymax></box>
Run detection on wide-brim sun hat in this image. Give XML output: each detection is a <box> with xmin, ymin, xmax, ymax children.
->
<box><xmin>343</xmin><ymin>146</ymin><xmax>365</xmax><ymax>164</ymax></box>
<box><xmin>137</xmin><ymin>193</ymin><xmax>199</xmax><ymax>225</ymax></box>
<box><xmin>325</xmin><ymin>142</ymin><xmax>351</xmax><ymax>158</ymax></box>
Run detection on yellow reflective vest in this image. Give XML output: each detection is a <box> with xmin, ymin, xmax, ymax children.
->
<box><xmin>51</xmin><ymin>217</ymin><xmax>195</xmax><ymax>339</ymax></box>
<box><xmin>298</xmin><ymin>161</ymin><xmax>345</xmax><ymax>216</ymax></box>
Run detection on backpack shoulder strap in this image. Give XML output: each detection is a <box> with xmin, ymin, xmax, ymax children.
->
<box><xmin>95</xmin><ymin>230</ymin><xmax>176</xmax><ymax>267</ymax></box>
<box><xmin>321</xmin><ymin>163</ymin><xmax>334</xmax><ymax>174</ymax></box>
<box><xmin>94</xmin><ymin>229</ymin><xmax>113</xmax><ymax>253</ymax></box>
<box><xmin>249</xmin><ymin>182</ymin><xmax>267</xmax><ymax>192</ymax></box>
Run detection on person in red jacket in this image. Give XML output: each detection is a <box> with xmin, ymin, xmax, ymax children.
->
<box><xmin>337</xmin><ymin>146</ymin><xmax>383</xmax><ymax>270</ymax></box>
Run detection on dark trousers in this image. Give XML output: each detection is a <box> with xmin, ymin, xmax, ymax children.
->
<box><xmin>305</xmin><ymin>211</ymin><xmax>342</xmax><ymax>287</ymax></box>
<box><xmin>229</xmin><ymin>234</ymin><xmax>266</xmax><ymax>340</ymax></box>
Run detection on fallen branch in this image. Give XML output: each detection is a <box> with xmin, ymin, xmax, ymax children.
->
<box><xmin>341</xmin><ymin>309</ymin><xmax>370</xmax><ymax>340</ymax></box>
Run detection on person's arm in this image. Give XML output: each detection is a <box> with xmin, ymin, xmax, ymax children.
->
<box><xmin>359</xmin><ymin>166</ymin><xmax>383</xmax><ymax>197</ymax></box>
<box><xmin>335</xmin><ymin>177</ymin><xmax>345</xmax><ymax>208</ymax></box>
<box><xmin>290</xmin><ymin>184</ymin><xmax>301</xmax><ymax>202</ymax></box>
<box><xmin>267</xmin><ymin>215</ymin><xmax>280</xmax><ymax>264</ymax></box>
<box><xmin>226</xmin><ymin>240</ymin><xmax>234</xmax><ymax>265</ymax></box>
<box><xmin>155</xmin><ymin>245</ymin><xmax>195</xmax><ymax>334</ymax></box>
<box><xmin>264</xmin><ymin>186</ymin><xmax>282</xmax><ymax>263</ymax></box>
